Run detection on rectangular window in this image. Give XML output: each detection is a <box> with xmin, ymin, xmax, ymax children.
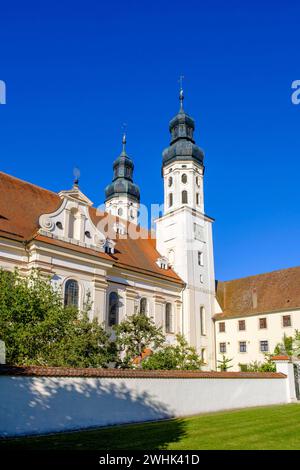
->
<box><xmin>238</xmin><ymin>320</ymin><xmax>246</xmax><ymax>331</ymax></box>
<box><xmin>239</xmin><ymin>341</ymin><xmax>247</xmax><ymax>353</ymax></box>
<box><xmin>200</xmin><ymin>306</ymin><xmax>206</xmax><ymax>336</ymax></box>
<box><xmin>282</xmin><ymin>315</ymin><xmax>291</xmax><ymax>327</ymax></box>
<box><xmin>198</xmin><ymin>251</ymin><xmax>204</xmax><ymax>266</ymax></box>
<box><xmin>196</xmin><ymin>193</ymin><xmax>200</xmax><ymax>205</ymax></box>
<box><xmin>259</xmin><ymin>317</ymin><xmax>267</xmax><ymax>329</ymax></box>
<box><xmin>219</xmin><ymin>322</ymin><xmax>225</xmax><ymax>333</ymax></box>
<box><xmin>260</xmin><ymin>340</ymin><xmax>269</xmax><ymax>352</ymax></box>
<box><xmin>219</xmin><ymin>342</ymin><xmax>226</xmax><ymax>353</ymax></box>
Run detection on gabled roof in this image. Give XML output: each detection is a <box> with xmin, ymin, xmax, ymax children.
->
<box><xmin>215</xmin><ymin>266</ymin><xmax>300</xmax><ymax>319</ymax></box>
<box><xmin>0</xmin><ymin>172</ymin><xmax>184</xmax><ymax>285</ymax></box>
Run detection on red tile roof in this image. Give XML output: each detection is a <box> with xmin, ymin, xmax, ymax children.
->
<box><xmin>0</xmin><ymin>172</ymin><xmax>183</xmax><ymax>285</ymax></box>
<box><xmin>0</xmin><ymin>365</ymin><xmax>286</xmax><ymax>379</ymax></box>
<box><xmin>215</xmin><ymin>267</ymin><xmax>300</xmax><ymax>319</ymax></box>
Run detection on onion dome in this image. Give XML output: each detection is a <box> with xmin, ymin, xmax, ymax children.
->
<box><xmin>162</xmin><ymin>89</ymin><xmax>204</xmax><ymax>168</ymax></box>
<box><xmin>105</xmin><ymin>134</ymin><xmax>140</xmax><ymax>203</ymax></box>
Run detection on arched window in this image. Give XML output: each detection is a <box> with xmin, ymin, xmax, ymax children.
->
<box><xmin>108</xmin><ymin>292</ymin><xmax>119</xmax><ymax>327</ymax></box>
<box><xmin>169</xmin><ymin>193</ymin><xmax>173</xmax><ymax>207</ymax></box>
<box><xmin>64</xmin><ymin>279</ymin><xmax>79</xmax><ymax>308</ymax></box>
<box><xmin>118</xmin><ymin>207</ymin><xmax>123</xmax><ymax>216</ymax></box>
<box><xmin>196</xmin><ymin>193</ymin><xmax>200</xmax><ymax>205</ymax></box>
<box><xmin>168</xmin><ymin>176</ymin><xmax>173</xmax><ymax>187</ymax></box>
<box><xmin>165</xmin><ymin>303</ymin><xmax>173</xmax><ymax>333</ymax></box>
<box><xmin>182</xmin><ymin>190</ymin><xmax>188</xmax><ymax>204</ymax></box>
<box><xmin>140</xmin><ymin>297</ymin><xmax>148</xmax><ymax>315</ymax></box>
<box><xmin>181</xmin><ymin>173</ymin><xmax>187</xmax><ymax>184</ymax></box>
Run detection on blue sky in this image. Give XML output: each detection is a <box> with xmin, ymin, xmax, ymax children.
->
<box><xmin>0</xmin><ymin>0</ymin><xmax>299</xmax><ymax>280</ymax></box>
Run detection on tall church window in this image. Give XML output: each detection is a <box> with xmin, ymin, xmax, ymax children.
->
<box><xmin>118</xmin><ymin>208</ymin><xmax>123</xmax><ymax>216</ymax></box>
<box><xmin>200</xmin><ymin>306</ymin><xmax>206</xmax><ymax>336</ymax></box>
<box><xmin>64</xmin><ymin>279</ymin><xmax>79</xmax><ymax>308</ymax></box>
<box><xmin>140</xmin><ymin>297</ymin><xmax>148</xmax><ymax>315</ymax></box>
<box><xmin>182</xmin><ymin>190</ymin><xmax>188</xmax><ymax>204</ymax></box>
<box><xmin>108</xmin><ymin>292</ymin><xmax>119</xmax><ymax>327</ymax></box>
<box><xmin>165</xmin><ymin>303</ymin><xmax>173</xmax><ymax>333</ymax></box>
<box><xmin>168</xmin><ymin>177</ymin><xmax>173</xmax><ymax>187</ymax></box>
<box><xmin>196</xmin><ymin>193</ymin><xmax>200</xmax><ymax>205</ymax></box>
<box><xmin>169</xmin><ymin>193</ymin><xmax>173</xmax><ymax>207</ymax></box>
<box><xmin>181</xmin><ymin>173</ymin><xmax>187</xmax><ymax>184</ymax></box>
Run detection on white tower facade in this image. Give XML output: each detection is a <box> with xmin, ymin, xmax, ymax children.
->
<box><xmin>156</xmin><ymin>90</ymin><xmax>216</xmax><ymax>370</ymax></box>
<box><xmin>105</xmin><ymin>135</ymin><xmax>140</xmax><ymax>224</ymax></box>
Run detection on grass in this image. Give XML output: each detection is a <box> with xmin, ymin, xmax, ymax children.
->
<box><xmin>1</xmin><ymin>404</ymin><xmax>300</xmax><ymax>450</ymax></box>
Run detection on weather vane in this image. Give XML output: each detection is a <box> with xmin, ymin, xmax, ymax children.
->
<box><xmin>73</xmin><ymin>167</ymin><xmax>80</xmax><ymax>187</ymax></box>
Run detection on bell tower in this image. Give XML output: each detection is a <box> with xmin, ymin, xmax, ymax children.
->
<box><xmin>105</xmin><ymin>134</ymin><xmax>140</xmax><ymax>223</ymax></box>
<box><xmin>156</xmin><ymin>87</ymin><xmax>216</xmax><ymax>370</ymax></box>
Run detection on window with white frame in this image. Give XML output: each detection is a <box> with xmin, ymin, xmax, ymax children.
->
<box><xmin>165</xmin><ymin>303</ymin><xmax>173</xmax><ymax>333</ymax></box>
<box><xmin>260</xmin><ymin>340</ymin><xmax>269</xmax><ymax>352</ymax></box>
<box><xmin>64</xmin><ymin>279</ymin><xmax>79</xmax><ymax>308</ymax></box>
<box><xmin>282</xmin><ymin>315</ymin><xmax>291</xmax><ymax>327</ymax></box>
<box><xmin>108</xmin><ymin>292</ymin><xmax>119</xmax><ymax>327</ymax></box>
<box><xmin>182</xmin><ymin>190</ymin><xmax>188</xmax><ymax>204</ymax></box>
<box><xmin>239</xmin><ymin>341</ymin><xmax>247</xmax><ymax>353</ymax></box>
<box><xmin>220</xmin><ymin>342</ymin><xmax>226</xmax><ymax>353</ymax></box>
<box><xmin>140</xmin><ymin>297</ymin><xmax>148</xmax><ymax>315</ymax></box>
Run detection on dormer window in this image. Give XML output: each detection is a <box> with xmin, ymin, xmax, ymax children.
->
<box><xmin>156</xmin><ymin>256</ymin><xmax>169</xmax><ymax>270</ymax></box>
<box><xmin>104</xmin><ymin>238</ymin><xmax>115</xmax><ymax>255</ymax></box>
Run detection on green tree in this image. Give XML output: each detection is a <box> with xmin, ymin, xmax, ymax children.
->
<box><xmin>293</xmin><ymin>330</ymin><xmax>300</xmax><ymax>357</ymax></box>
<box><xmin>217</xmin><ymin>355</ymin><xmax>233</xmax><ymax>371</ymax></box>
<box><xmin>142</xmin><ymin>334</ymin><xmax>203</xmax><ymax>370</ymax></box>
<box><xmin>0</xmin><ymin>269</ymin><xmax>115</xmax><ymax>367</ymax></box>
<box><xmin>114</xmin><ymin>313</ymin><xmax>165</xmax><ymax>368</ymax></box>
<box><xmin>274</xmin><ymin>333</ymin><xmax>294</xmax><ymax>356</ymax></box>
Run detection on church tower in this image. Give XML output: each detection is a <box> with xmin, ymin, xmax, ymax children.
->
<box><xmin>105</xmin><ymin>134</ymin><xmax>140</xmax><ymax>223</ymax></box>
<box><xmin>156</xmin><ymin>88</ymin><xmax>216</xmax><ymax>370</ymax></box>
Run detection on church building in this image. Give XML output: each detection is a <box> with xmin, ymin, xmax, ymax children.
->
<box><xmin>0</xmin><ymin>89</ymin><xmax>299</xmax><ymax>371</ymax></box>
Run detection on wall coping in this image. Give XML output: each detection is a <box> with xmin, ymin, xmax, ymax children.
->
<box><xmin>0</xmin><ymin>365</ymin><xmax>286</xmax><ymax>379</ymax></box>
<box><xmin>272</xmin><ymin>355</ymin><xmax>290</xmax><ymax>361</ymax></box>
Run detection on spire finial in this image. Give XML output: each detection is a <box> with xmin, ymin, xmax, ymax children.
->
<box><xmin>178</xmin><ymin>75</ymin><xmax>184</xmax><ymax>111</ymax></box>
<box><xmin>122</xmin><ymin>122</ymin><xmax>127</xmax><ymax>154</ymax></box>
<box><xmin>73</xmin><ymin>167</ymin><xmax>80</xmax><ymax>188</ymax></box>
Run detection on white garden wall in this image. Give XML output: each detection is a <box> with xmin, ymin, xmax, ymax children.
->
<box><xmin>0</xmin><ymin>367</ymin><xmax>291</xmax><ymax>437</ymax></box>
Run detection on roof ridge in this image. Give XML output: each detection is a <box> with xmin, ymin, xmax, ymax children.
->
<box><xmin>0</xmin><ymin>171</ymin><xmax>58</xmax><ymax>197</ymax></box>
<box><xmin>219</xmin><ymin>265</ymin><xmax>300</xmax><ymax>284</ymax></box>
